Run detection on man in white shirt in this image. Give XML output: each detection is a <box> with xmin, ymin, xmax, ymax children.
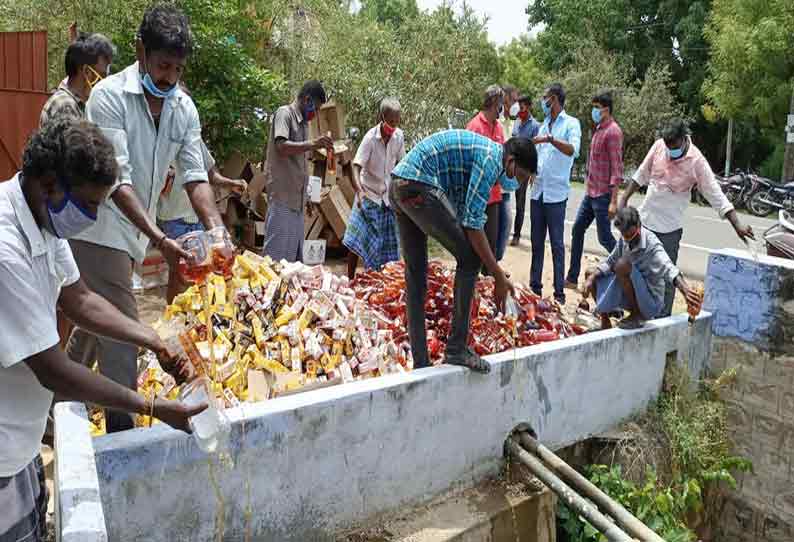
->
<box><xmin>0</xmin><ymin>120</ymin><xmax>202</xmax><ymax>542</ymax></box>
<box><xmin>66</xmin><ymin>4</ymin><xmax>223</xmax><ymax>432</ymax></box>
<box><xmin>343</xmin><ymin>97</ymin><xmax>405</xmax><ymax>278</ymax></box>
<box><xmin>618</xmin><ymin>118</ymin><xmax>754</xmax><ymax>315</ymax></box>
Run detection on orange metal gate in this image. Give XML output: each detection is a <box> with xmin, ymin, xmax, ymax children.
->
<box><xmin>0</xmin><ymin>31</ymin><xmax>49</xmax><ymax>180</ymax></box>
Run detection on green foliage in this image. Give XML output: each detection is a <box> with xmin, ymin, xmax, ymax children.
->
<box><xmin>359</xmin><ymin>0</ymin><xmax>419</xmax><ymax>27</ymax></box>
<box><xmin>759</xmin><ymin>143</ymin><xmax>786</xmax><ymax>180</ymax></box>
<box><xmin>498</xmin><ymin>36</ymin><xmax>548</xmax><ymax>101</ymax></box>
<box><xmin>558</xmin><ymin>366</ymin><xmax>751</xmax><ymax>541</ymax></box>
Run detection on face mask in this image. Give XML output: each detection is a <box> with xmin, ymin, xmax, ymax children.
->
<box><xmin>381</xmin><ymin>121</ymin><xmax>396</xmax><ymax>138</ymax></box>
<box><xmin>509</xmin><ymin>102</ymin><xmax>520</xmax><ymax>120</ymax></box>
<box><xmin>85</xmin><ymin>65</ymin><xmax>104</xmax><ymax>91</ymax></box>
<box><xmin>591</xmin><ymin>107</ymin><xmax>602</xmax><ymax>125</ymax></box>
<box><xmin>518</xmin><ymin>110</ymin><xmax>529</xmax><ymax>122</ymax></box>
<box><xmin>303</xmin><ymin>101</ymin><xmax>316</xmax><ymax>122</ymax></box>
<box><xmin>45</xmin><ymin>184</ymin><xmax>97</xmax><ymax>239</ymax></box>
<box><xmin>141</xmin><ymin>54</ymin><xmax>178</xmax><ymax>99</ymax></box>
<box><xmin>541</xmin><ymin>98</ymin><xmax>551</xmax><ymax>117</ymax></box>
<box><xmin>668</xmin><ymin>146</ymin><xmax>684</xmax><ymax>160</ymax></box>
<box><xmin>622</xmin><ymin>227</ymin><xmax>640</xmax><ymax>244</ymax></box>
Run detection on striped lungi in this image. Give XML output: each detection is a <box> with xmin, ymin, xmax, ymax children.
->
<box><xmin>262</xmin><ymin>198</ymin><xmax>304</xmax><ymax>263</ymax></box>
<box><xmin>0</xmin><ymin>455</ymin><xmax>47</xmax><ymax>542</ymax></box>
<box><xmin>342</xmin><ymin>197</ymin><xmax>400</xmax><ymax>270</ymax></box>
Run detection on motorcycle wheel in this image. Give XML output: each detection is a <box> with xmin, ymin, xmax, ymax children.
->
<box><xmin>747</xmin><ymin>190</ymin><xmax>775</xmax><ymax>217</ymax></box>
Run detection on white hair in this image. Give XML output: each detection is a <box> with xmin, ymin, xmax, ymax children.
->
<box><xmin>379</xmin><ymin>97</ymin><xmax>401</xmax><ymax>117</ymax></box>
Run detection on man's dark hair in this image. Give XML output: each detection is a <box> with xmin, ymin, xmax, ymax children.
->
<box><xmin>547</xmin><ymin>83</ymin><xmax>566</xmax><ymax>107</ymax></box>
<box><xmin>613</xmin><ymin>206</ymin><xmax>641</xmax><ymax>235</ymax></box>
<box><xmin>504</xmin><ymin>137</ymin><xmax>538</xmax><ymax>174</ymax></box>
<box><xmin>592</xmin><ymin>90</ymin><xmax>613</xmax><ymax>114</ymax></box>
<box><xmin>22</xmin><ymin>120</ymin><xmax>117</xmax><ymax>188</ymax></box>
<box><xmin>64</xmin><ymin>33</ymin><xmax>116</xmax><ymax>77</ymax></box>
<box><xmin>517</xmin><ymin>95</ymin><xmax>532</xmax><ymax>107</ymax></box>
<box><xmin>661</xmin><ymin>117</ymin><xmax>689</xmax><ymax>145</ymax></box>
<box><xmin>138</xmin><ymin>3</ymin><xmax>193</xmax><ymax>57</ymax></box>
<box><xmin>298</xmin><ymin>80</ymin><xmax>327</xmax><ymax>105</ymax></box>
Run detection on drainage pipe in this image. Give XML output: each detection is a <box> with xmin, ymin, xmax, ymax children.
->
<box><xmin>516</xmin><ymin>432</ymin><xmax>665</xmax><ymax>542</ymax></box>
<box><xmin>505</xmin><ymin>437</ymin><xmax>636</xmax><ymax>542</ymax></box>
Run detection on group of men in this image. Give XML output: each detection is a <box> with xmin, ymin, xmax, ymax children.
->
<box><xmin>0</xmin><ymin>3</ymin><xmax>758</xmax><ymax>540</ymax></box>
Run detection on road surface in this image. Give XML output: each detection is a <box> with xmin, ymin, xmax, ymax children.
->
<box><xmin>514</xmin><ymin>183</ymin><xmax>777</xmax><ymax>280</ymax></box>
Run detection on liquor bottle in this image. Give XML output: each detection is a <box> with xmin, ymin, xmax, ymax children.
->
<box><xmin>326</xmin><ymin>131</ymin><xmax>336</xmax><ymax>176</ymax></box>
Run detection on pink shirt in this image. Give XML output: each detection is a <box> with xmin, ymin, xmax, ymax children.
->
<box><xmin>466</xmin><ymin>112</ymin><xmax>505</xmax><ymax>204</ymax></box>
<box><xmin>633</xmin><ymin>137</ymin><xmax>733</xmax><ymax>233</ymax></box>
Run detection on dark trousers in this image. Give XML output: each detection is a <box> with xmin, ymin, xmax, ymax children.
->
<box><xmin>496</xmin><ymin>192</ymin><xmax>510</xmax><ymax>260</ymax></box>
<box><xmin>513</xmin><ymin>178</ymin><xmax>529</xmax><ymax>239</ymax></box>
<box><xmin>390</xmin><ymin>179</ymin><xmax>481</xmax><ymax>368</ymax></box>
<box><xmin>567</xmin><ymin>193</ymin><xmax>617</xmax><ymax>284</ymax></box>
<box><xmin>484</xmin><ymin>202</ymin><xmax>499</xmax><ymax>261</ymax></box>
<box><xmin>651</xmin><ymin>228</ymin><xmax>683</xmax><ymax>317</ymax></box>
<box><xmin>530</xmin><ymin>195</ymin><xmax>567</xmax><ymax>301</ymax></box>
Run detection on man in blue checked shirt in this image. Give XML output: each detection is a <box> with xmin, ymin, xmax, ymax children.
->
<box><xmin>390</xmin><ymin>130</ymin><xmax>536</xmax><ymax>373</ymax></box>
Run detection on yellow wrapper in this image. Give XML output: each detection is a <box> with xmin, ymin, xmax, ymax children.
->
<box><xmin>297</xmin><ymin>307</ymin><xmax>316</xmax><ymax>332</ymax></box>
<box><xmin>279</xmin><ymin>338</ymin><xmax>291</xmax><ymax>363</ymax></box>
<box><xmin>274</xmin><ymin>309</ymin><xmax>297</xmax><ymax>328</ymax></box>
<box><xmin>250</xmin><ymin>273</ymin><xmax>262</xmax><ymax>291</ymax></box>
<box><xmin>213</xmin><ymin>276</ymin><xmax>227</xmax><ymax>306</ymax></box>
<box><xmin>251</xmin><ymin>314</ymin><xmax>266</xmax><ymax>349</ymax></box>
<box><xmin>259</xmin><ymin>263</ymin><xmax>278</xmax><ymax>282</ymax></box>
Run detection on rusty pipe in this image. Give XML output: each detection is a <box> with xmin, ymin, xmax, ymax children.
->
<box><xmin>516</xmin><ymin>432</ymin><xmax>665</xmax><ymax>542</ymax></box>
<box><xmin>505</xmin><ymin>437</ymin><xmax>636</xmax><ymax>542</ymax></box>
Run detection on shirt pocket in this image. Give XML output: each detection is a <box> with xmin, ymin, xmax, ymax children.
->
<box><xmin>167</xmin><ymin>102</ymin><xmax>190</xmax><ymax>145</ymax></box>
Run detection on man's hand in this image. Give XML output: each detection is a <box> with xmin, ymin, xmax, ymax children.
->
<box><xmin>493</xmin><ymin>272</ymin><xmax>516</xmax><ymax>314</ymax></box>
<box><xmin>153</xmin><ymin>340</ymin><xmax>195</xmax><ymax>384</ymax></box>
<box><xmin>734</xmin><ymin>223</ymin><xmax>755</xmax><ymax>242</ymax></box>
<box><xmin>680</xmin><ymin>283</ymin><xmax>701</xmax><ymax>312</ymax></box>
<box><xmin>312</xmin><ymin>135</ymin><xmax>334</xmax><ymax>151</ymax></box>
<box><xmin>159</xmin><ymin>237</ymin><xmax>190</xmax><ymax>267</ymax></box>
<box><xmin>153</xmin><ymin>398</ymin><xmax>207</xmax><ymax>433</ymax></box>
<box><xmin>608</xmin><ymin>201</ymin><xmax>618</xmax><ymax>220</ymax></box>
<box><xmin>228</xmin><ymin>179</ymin><xmax>247</xmax><ymax>195</ymax></box>
<box><xmin>582</xmin><ymin>274</ymin><xmax>597</xmax><ymax>298</ymax></box>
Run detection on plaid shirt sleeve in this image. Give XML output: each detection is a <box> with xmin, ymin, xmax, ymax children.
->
<box><xmin>462</xmin><ymin>150</ymin><xmax>498</xmax><ymax>230</ymax></box>
<box><xmin>607</xmin><ymin>125</ymin><xmax>624</xmax><ymax>187</ymax></box>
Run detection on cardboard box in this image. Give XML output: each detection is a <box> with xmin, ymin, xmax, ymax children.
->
<box><xmin>221</xmin><ymin>150</ymin><xmax>247</xmax><ymax>179</ymax></box>
<box><xmin>336</xmin><ymin>170</ymin><xmax>356</xmax><ymax>206</ymax></box>
<box><xmin>324</xmin><ymin>165</ymin><xmax>337</xmax><ymax>186</ymax></box>
<box><xmin>318</xmin><ymin>100</ymin><xmax>346</xmax><ymax>140</ymax></box>
<box><xmin>321</xmin><ymin>226</ymin><xmax>342</xmax><ymax>248</ymax></box>
<box><xmin>319</xmin><ymin>186</ymin><xmax>351</xmax><ymax>239</ymax></box>
<box><xmin>306</xmin><ymin>213</ymin><xmax>326</xmax><ymax>240</ymax></box>
<box><xmin>303</xmin><ymin>239</ymin><xmax>326</xmax><ymax>265</ymax></box>
<box><xmin>131</xmin><ymin>249</ymin><xmax>169</xmax><ymax>291</ymax></box>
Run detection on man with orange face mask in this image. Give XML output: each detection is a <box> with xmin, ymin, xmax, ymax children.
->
<box><xmin>40</xmin><ymin>33</ymin><xmax>115</xmax><ymax>126</ymax></box>
<box><xmin>582</xmin><ymin>206</ymin><xmax>700</xmax><ymax>330</ymax></box>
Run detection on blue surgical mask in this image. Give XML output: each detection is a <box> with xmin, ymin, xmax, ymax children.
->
<box><xmin>45</xmin><ymin>185</ymin><xmax>97</xmax><ymax>239</ymax></box>
<box><xmin>668</xmin><ymin>146</ymin><xmax>684</xmax><ymax>160</ymax></box>
<box><xmin>142</xmin><ymin>72</ymin><xmax>177</xmax><ymax>99</ymax></box>
<box><xmin>591</xmin><ymin>107</ymin><xmax>602</xmax><ymax>125</ymax></box>
<box><xmin>541</xmin><ymin>98</ymin><xmax>551</xmax><ymax>117</ymax></box>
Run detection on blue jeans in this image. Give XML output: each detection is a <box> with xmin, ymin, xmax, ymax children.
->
<box><xmin>530</xmin><ymin>195</ymin><xmax>567</xmax><ymax>301</ymax></box>
<box><xmin>496</xmin><ymin>192</ymin><xmax>510</xmax><ymax>261</ymax></box>
<box><xmin>566</xmin><ymin>193</ymin><xmax>616</xmax><ymax>284</ymax></box>
<box><xmin>596</xmin><ymin>266</ymin><xmax>662</xmax><ymax>320</ymax></box>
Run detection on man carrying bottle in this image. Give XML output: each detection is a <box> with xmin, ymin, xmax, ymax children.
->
<box><xmin>391</xmin><ymin>130</ymin><xmax>536</xmax><ymax>372</ymax></box>
<box><xmin>263</xmin><ymin>80</ymin><xmax>333</xmax><ymax>262</ymax></box>
<box><xmin>0</xmin><ymin>120</ymin><xmax>202</xmax><ymax>542</ymax></box>
<box><xmin>67</xmin><ymin>3</ymin><xmax>224</xmax><ymax>433</ymax></box>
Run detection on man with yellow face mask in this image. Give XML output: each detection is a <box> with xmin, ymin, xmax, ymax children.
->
<box><xmin>40</xmin><ymin>33</ymin><xmax>115</xmax><ymax>126</ymax></box>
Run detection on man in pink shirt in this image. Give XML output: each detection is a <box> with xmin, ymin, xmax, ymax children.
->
<box><xmin>467</xmin><ymin>85</ymin><xmax>506</xmax><ymax>262</ymax></box>
<box><xmin>566</xmin><ymin>91</ymin><xmax>623</xmax><ymax>289</ymax></box>
<box><xmin>618</xmin><ymin>118</ymin><xmax>754</xmax><ymax>315</ymax></box>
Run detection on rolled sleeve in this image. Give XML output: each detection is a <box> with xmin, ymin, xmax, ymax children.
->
<box><xmin>608</xmin><ymin>130</ymin><xmax>624</xmax><ymax>187</ymax></box>
<box><xmin>462</xmin><ymin>154</ymin><xmax>498</xmax><ymax>229</ymax></box>
<box><xmin>567</xmin><ymin>118</ymin><xmax>582</xmax><ymax>159</ymax></box>
<box><xmin>696</xmin><ymin>159</ymin><xmax>734</xmax><ymax>218</ymax></box>
<box><xmin>175</xmin><ymin>104</ymin><xmax>209</xmax><ymax>186</ymax></box>
<box><xmin>86</xmin><ymin>87</ymin><xmax>132</xmax><ymax>194</ymax></box>
<box><xmin>654</xmin><ymin>245</ymin><xmax>681</xmax><ymax>285</ymax></box>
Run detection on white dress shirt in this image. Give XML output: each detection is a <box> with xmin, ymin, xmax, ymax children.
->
<box><xmin>354</xmin><ymin>124</ymin><xmax>406</xmax><ymax>207</ymax></box>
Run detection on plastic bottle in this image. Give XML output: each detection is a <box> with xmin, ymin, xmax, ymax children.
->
<box><xmin>687</xmin><ymin>284</ymin><xmax>705</xmax><ymax>324</ymax></box>
<box><xmin>178</xmin><ymin>377</ymin><xmax>231</xmax><ymax>454</ymax></box>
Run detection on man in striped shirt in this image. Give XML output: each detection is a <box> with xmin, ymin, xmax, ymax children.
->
<box><xmin>566</xmin><ymin>91</ymin><xmax>623</xmax><ymax>289</ymax></box>
<box><xmin>391</xmin><ymin>130</ymin><xmax>536</xmax><ymax>372</ymax></box>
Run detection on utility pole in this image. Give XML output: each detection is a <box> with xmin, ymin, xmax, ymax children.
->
<box><xmin>783</xmin><ymin>89</ymin><xmax>794</xmax><ymax>183</ymax></box>
<box><xmin>725</xmin><ymin>118</ymin><xmax>734</xmax><ymax>175</ymax></box>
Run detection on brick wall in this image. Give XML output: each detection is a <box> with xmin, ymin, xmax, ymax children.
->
<box><xmin>704</xmin><ymin>250</ymin><xmax>794</xmax><ymax>542</ymax></box>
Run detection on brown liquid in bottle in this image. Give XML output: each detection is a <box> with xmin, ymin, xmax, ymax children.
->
<box><xmin>326</xmin><ymin>131</ymin><xmax>336</xmax><ymax>175</ymax></box>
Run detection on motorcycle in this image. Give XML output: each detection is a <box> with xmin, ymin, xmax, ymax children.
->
<box><xmin>763</xmin><ymin>210</ymin><xmax>794</xmax><ymax>259</ymax></box>
<box><xmin>694</xmin><ymin>170</ymin><xmax>760</xmax><ymax>209</ymax></box>
<box><xmin>747</xmin><ymin>176</ymin><xmax>794</xmax><ymax>217</ymax></box>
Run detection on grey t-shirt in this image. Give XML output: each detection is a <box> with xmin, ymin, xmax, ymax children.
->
<box><xmin>265</xmin><ymin>102</ymin><xmax>308</xmax><ymax>211</ymax></box>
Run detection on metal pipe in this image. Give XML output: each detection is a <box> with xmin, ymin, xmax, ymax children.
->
<box><xmin>516</xmin><ymin>432</ymin><xmax>665</xmax><ymax>542</ymax></box>
<box><xmin>505</xmin><ymin>437</ymin><xmax>636</xmax><ymax>542</ymax></box>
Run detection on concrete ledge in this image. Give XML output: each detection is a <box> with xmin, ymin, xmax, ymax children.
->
<box><xmin>56</xmin><ymin>313</ymin><xmax>711</xmax><ymax>542</ymax></box>
<box><xmin>53</xmin><ymin>402</ymin><xmax>107</xmax><ymax>542</ymax></box>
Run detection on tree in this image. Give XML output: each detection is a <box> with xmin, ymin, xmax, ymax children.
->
<box><xmin>498</xmin><ymin>36</ymin><xmax>548</xmax><ymax>100</ymax></box>
<box><xmin>359</xmin><ymin>0</ymin><xmax>419</xmax><ymax>27</ymax></box>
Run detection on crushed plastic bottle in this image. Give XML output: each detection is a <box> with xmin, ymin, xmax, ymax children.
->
<box><xmin>179</xmin><ymin>377</ymin><xmax>231</xmax><ymax>454</ymax></box>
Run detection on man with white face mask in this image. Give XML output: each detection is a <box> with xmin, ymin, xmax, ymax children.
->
<box><xmin>0</xmin><ymin>120</ymin><xmax>203</xmax><ymax>542</ymax></box>
<box><xmin>67</xmin><ymin>3</ymin><xmax>224</xmax><ymax>432</ymax></box>
<box><xmin>618</xmin><ymin>117</ymin><xmax>754</xmax><ymax>316</ymax></box>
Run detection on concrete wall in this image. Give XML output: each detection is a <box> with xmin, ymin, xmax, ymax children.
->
<box><xmin>704</xmin><ymin>249</ymin><xmax>794</xmax><ymax>542</ymax></box>
<box><xmin>55</xmin><ymin>314</ymin><xmax>711</xmax><ymax>542</ymax></box>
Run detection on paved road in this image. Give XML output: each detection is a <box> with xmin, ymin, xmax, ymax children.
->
<box><xmin>515</xmin><ymin>184</ymin><xmax>777</xmax><ymax>279</ymax></box>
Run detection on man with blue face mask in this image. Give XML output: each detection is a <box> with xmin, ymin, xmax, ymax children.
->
<box><xmin>67</xmin><ymin>3</ymin><xmax>224</xmax><ymax>433</ymax></box>
<box><xmin>0</xmin><ymin>120</ymin><xmax>203</xmax><ymax>542</ymax></box>
<box><xmin>618</xmin><ymin>117</ymin><xmax>754</xmax><ymax>316</ymax></box>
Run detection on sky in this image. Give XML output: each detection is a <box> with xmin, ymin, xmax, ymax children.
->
<box><xmin>416</xmin><ymin>0</ymin><xmax>534</xmax><ymax>47</ymax></box>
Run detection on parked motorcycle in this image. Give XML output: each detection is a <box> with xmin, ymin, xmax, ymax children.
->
<box><xmin>763</xmin><ymin>210</ymin><xmax>794</xmax><ymax>259</ymax></box>
<box><xmin>747</xmin><ymin>176</ymin><xmax>794</xmax><ymax>217</ymax></box>
<box><xmin>693</xmin><ymin>170</ymin><xmax>761</xmax><ymax>209</ymax></box>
